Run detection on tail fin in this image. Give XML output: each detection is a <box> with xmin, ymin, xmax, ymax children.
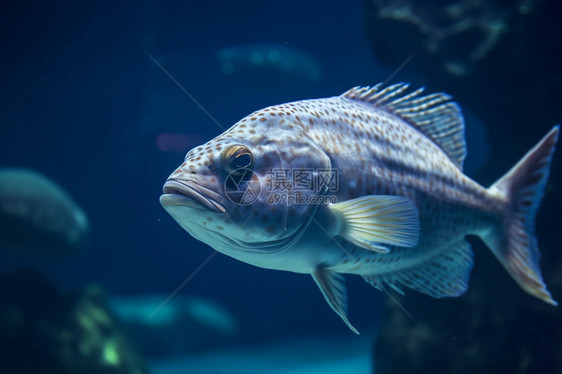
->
<box><xmin>483</xmin><ymin>125</ymin><xmax>559</xmax><ymax>305</ymax></box>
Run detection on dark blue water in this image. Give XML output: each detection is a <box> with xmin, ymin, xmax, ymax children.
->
<box><xmin>0</xmin><ymin>0</ymin><xmax>391</xmax><ymax>341</ymax></box>
<box><xmin>1</xmin><ymin>1</ymin><xmax>560</xmax><ymax>372</ymax></box>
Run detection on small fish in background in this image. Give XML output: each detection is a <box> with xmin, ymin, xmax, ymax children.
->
<box><xmin>0</xmin><ymin>168</ymin><xmax>89</xmax><ymax>255</ymax></box>
<box><xmin>109</xmin><ymin>294</ymin><xmax>238</xmax><ymax>357</ymax></box>
<box><xmin>217</xmin><ymin>43</ymin><xmax>323</xmax><ymax>83</ymax></box>
<box><xmin>160</xmin><ymin>83</ymin><xmax>558</xmax><ymax>333</ymax></box>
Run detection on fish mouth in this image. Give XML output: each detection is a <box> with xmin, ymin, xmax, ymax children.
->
<box><xmin>160</xmin><ymin>179</ymin><xmax>226</xmax><ymax>213</ymax></box>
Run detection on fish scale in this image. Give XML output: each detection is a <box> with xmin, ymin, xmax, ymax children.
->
<box><xmin>160</xmin><ymin>82</ymin><xmax>559</xmax><ymax>333</ymax></box>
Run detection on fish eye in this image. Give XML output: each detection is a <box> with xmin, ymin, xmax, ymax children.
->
<box><xmin>221</xmin><ymin>144</ymin><xmax>254</xmax><ymax>176</ymax></box>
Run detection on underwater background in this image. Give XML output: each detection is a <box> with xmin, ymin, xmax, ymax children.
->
<box><xmin>0</xmin><ymin>0</ymin><xmax>561</xmax><ymax>373</ymax></box>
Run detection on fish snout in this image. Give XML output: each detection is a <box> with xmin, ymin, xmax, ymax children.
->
<box><xmin>161</xmin><ymin>178</ymin><xmax>226</xmax><ymax>214</ymax></box>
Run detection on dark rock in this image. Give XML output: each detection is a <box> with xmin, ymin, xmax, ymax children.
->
<box><xmin>366</xmin><ymin>0</ymin><xmax>543</xmax><ymax>77</ymax></box>
<box><xmin>0</xmin><ymin>269</ymin><xmax>149</xmax><ymax>374</ymax></box>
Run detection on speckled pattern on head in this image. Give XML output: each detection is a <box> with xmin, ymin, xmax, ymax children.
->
<box><xmin>160</xmin><ymin>82</ymin><xmax>559</xmax><ymax>333</ymax></box>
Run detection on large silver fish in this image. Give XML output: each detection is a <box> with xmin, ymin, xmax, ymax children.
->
<box><xmin>160</xmin><ymin>83</ymin><xmax>558</xmax><ymax>333</ymax></box>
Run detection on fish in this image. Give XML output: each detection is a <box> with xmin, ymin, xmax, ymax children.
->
<box><xmin>217</xmin><ymin>43</ymin><xmax>322</xmax><ymax>82</ymax></box>
<box><xmin>109</xmin><ymin>294</ymin><xmax>238</xmax><ymax>356</ymax></box>
<box><xmin>160</xmin><ymin>83</ymin><xmax>559</xmax><ymax>333</ymax></box>
<box><xmin>0</xmin><ymin>168</ymin><xmax>89</xmax><ymax>255</ymax></box>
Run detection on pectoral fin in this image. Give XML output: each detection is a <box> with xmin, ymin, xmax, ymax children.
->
<box><xmin>329</xmin><ymin>195</ymin><xmax>420</xmax><ymax>253</ymax></box>
<box><xmin>312</xmin><ymin>267</ymin><xmax>359</xmax><ymax>334</ymax></box>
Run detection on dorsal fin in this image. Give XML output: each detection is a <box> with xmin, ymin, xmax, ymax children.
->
<box><xmin>342</xmin><ymin>83</ymin><xmax>467</xmax><ymax>170</ymax></box>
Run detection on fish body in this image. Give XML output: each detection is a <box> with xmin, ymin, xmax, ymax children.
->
<box><xmin>0</xmin><ymin>168</ymin><xmax>89</xmax><ymax>255</ymax></box>
<box><xmin>160</xmin><ymin>83</ymin><xmax>558</xmax><ymax>333</ymax></box>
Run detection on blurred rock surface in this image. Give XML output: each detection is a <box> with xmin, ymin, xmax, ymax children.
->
<box><xmin>0</xmin><ymin>269</ymin><xmax>149</xmax><ymax>374</ymax></box>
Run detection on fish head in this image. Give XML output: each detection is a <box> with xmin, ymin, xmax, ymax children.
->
<box><xmin>160</xmin><ymin>114</ymin><xmax>332</xmax><ymax>256</ymax></box>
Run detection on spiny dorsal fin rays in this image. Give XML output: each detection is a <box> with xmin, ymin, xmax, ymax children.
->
<box><xmin>341</xmin><ymin>83</ymin><xmax>467</xmax><ymax>170</ymax></box>
<box><xmin>392</xmin><ymin>92</ymin><xmax>451</xmax><ymax>112</ymax></box>
<box><xmin>329</xmin><ymin>195</ymin><xmax>420</xmax><ymax>253</ymax></box>
<box><xmin>369</xmin><ymin>83</ymin><xmax>410</xmax><ymax>104</ymax></box>
<box><xmin>385</xmin><ymin>87</ymin><xmax>425</xmax><ymax>107</ymax></box>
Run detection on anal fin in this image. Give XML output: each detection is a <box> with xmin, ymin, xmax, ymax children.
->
<box><xmin>363</xmin><ymin>241</ymin><xmax>474</xmax><ymax>298</ymax></box>
<box><xmin>312</xmin><ymin>267</ymin><xmax>359</xmax><ymax>334</ymax></box>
